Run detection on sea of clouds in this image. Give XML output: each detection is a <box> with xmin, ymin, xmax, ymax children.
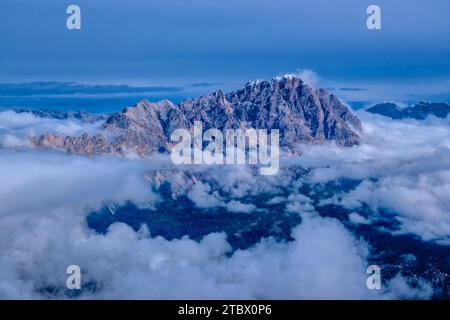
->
<box><xmin>0</xmin><ymin>109</ymin><xmax>448</xmax><ymax>299</ymax></box>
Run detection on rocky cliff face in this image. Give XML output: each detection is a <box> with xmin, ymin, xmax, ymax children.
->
<box><xmin>31</xmin><ymin>76</ymin><xmax>362</xmax><ymax>156</ymax></box>
<box><xmin>367</xmin><ymin>101</ymin><xmax>450</xmax><ymax>120</ymax></box>
<box><xmin>224</xmin><ymin>77</ymin><xmax>361</xmax><ymax>147</ymax></box>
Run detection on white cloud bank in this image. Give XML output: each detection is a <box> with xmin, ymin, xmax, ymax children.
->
<box><xmin>286</xmin><ymin>111</ymin><xmax>450</xmax><ymax>244</ymax></box>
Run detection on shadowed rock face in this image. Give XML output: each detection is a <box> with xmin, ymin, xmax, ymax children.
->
<box><xmin>31</xmin><ymin>76</ymin><xmax>362</xmax><ymax>156</ymax></box>
<box><xmin>367</xmin><ymin>101</ymin><xmax>450</xmax><ymax>120</ymax></box>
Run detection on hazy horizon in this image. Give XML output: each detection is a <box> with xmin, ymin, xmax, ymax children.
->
<box><xmin>1</xmin><ymin>0</ymin><xmax>450</xmax><ymax>110</ymax></box>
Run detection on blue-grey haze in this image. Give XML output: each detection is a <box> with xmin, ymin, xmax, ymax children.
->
<box><xmin>1</xmin><ymin>0</ymin><xmax>449</xmax><ymax>111</ymax></box>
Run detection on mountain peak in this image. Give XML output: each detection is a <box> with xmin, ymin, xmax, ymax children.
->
<box><xmin>31</xmin><ymin>76</ymin><xmax>362</xmax><ymax>156</ymax></box>
<box><xmin>367</xmin><ymin>101</ymin><xmax>450</xmax><ymax>120</ymax></box>
<box><xmin>273</xmin><ymin>74</ymin><xmax>301</xmax><ymax>81</ymax></box>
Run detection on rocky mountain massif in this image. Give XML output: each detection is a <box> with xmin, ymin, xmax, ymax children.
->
<box><xmin>367</xmin><ymin>101</ymin><xmax>450</xmax><ymax>120</ymax></box>
<box><xmin>30</xmin><ymin>76</ymin><xmax>362</xmax><ymax>156</ymax></box>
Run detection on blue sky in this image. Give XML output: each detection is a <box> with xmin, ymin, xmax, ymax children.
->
<box><xmin>0</xmin><ymin>0</ymin><xmax>449</xmax><ymax>111</ymax></box>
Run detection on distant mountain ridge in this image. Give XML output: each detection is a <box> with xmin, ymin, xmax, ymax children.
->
<box><xmin>13</xmin><ymin>108</ymin><xmax>108</xmax><ymax>123</ymax></box>
<box><xmin>366</xmin><ymin>101</ymin><xmax>450</xmax><ymax>120</ymax></box>
<box><xmin>30</xmin><ymin>76</ymin><xmax>362</xmax><ymax>156</ymax></box>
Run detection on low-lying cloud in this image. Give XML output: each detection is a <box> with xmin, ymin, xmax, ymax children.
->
<box><xmin>290</xmin><ymin>111</ymin><xmax>450</xmax><ymax>243</ymax></box>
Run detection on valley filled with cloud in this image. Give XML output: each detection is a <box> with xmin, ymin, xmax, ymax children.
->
<box><xmin>0</xmin><ymin>108</ymin><xmax>448</xmax><ymax>299</ymax></box>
